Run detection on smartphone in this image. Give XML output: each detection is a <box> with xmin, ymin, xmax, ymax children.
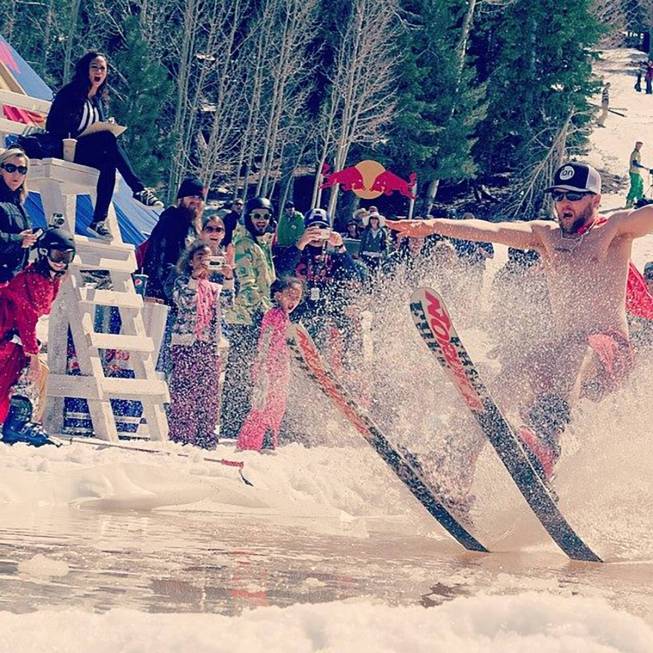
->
<box><xmin>208</xmin><ymin>255</ymin><xmax>225</xmax><ymax>269</ymax></box>
<box><xmin>319</xmin><ymin>229</ymin><xmax>332</xmax><ymax>240</ymax></box>
<box><xmin>32</xmin><ymin>228</ymin><xmax>43</xmax><ymax>239</ymax></box>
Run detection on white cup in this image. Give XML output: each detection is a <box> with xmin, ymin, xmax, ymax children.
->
<box><xmin>62</xmin><ymin>138</ymin><xmax>77</xmax><ymax>162</ymax></box>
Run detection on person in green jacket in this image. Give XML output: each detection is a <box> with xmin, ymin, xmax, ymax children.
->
<box><xmin>221</xmin><ymin>197</ymin><xmax>276</xmax><ymax>438</ymax></box>
<box><xmin>275</xmin><ymin>201</ymin><xmax>305</xmax><ymax>248</ymax></box>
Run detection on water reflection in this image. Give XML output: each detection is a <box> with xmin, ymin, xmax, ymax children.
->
<box><xmin>0</xmin><ymin>505</ymin><xmax>651</xmax><ymax>622</ymax></box>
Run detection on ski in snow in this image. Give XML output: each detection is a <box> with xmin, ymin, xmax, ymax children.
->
<box><xmin>286</xmin><ymin>322</ymin><xmax>488</xmax><ymax>553</ymax></box>
<box><xmin>409</xmin><ymin>287</ymin><xmax>601</xmax><ymax>562</ymax></box>
<box><xmin>51</xmin><ymin>435</ymin><xmax>253</xmax><ymax>486</ymax></box>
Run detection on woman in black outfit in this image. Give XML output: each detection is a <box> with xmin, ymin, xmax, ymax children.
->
<box><xmin>46</xmin><ymin>51</ymin><xmax>162</xmax><ymax>240</ymax></box>
<box><xmin>0</xmin><ymin>148</ymin><xmax>38</xmax><ymax>283</ymax></box>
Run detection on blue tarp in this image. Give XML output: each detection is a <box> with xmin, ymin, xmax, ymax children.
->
<box><xmin>2</xmin><ymin>36</ymin><xmax>160</xmax><ymax>244</ymax></box>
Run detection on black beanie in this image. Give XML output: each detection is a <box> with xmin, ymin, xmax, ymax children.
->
<box><xmin>177</xmin><ymin>176</ymin><xmax>206</xmax><ymax>200</ymax></box>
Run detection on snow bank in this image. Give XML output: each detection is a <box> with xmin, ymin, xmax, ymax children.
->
<box><xmin>0</xmin><ymin>593</ymin><xmax>650</xmax><ymax>653</ymax></box>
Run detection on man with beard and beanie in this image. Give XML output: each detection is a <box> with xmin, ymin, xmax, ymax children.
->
<box><xmin>0</xmin><ymin>228</ymin><xmax>75</xmax><ymax>446</ymax></box>
<box><xmin>389</xmin><ymin>161</ymin><xmax>653</xmax><ymax>487</ymax></box>
<box><xmin>220</xmin><ymin>197</ymin><xmax>276</xmax><ymax>439</ymax></box>
<box><xmin>142</xmin><ymin>176</ymin><xmax>206</xmax><ymax>304</ymax></box>
<box><xmin>275</xmin><ymin>208</ymin><xmax>359</xmax><ymax>363</ymax></box>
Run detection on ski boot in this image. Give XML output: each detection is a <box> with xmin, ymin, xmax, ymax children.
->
<box><xmin>517</xmin><ymin>394</ymin><xmax>570</xmax><ymax>495</ymax></box>
<box><xmin>1</xmin><ymin>396</ymin><xmax>58</xmax><ymax>447</ymax></box>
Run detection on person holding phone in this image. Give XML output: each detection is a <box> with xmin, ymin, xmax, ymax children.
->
<box><xmin>275</xmin><ymin>208</ymin><xmax>360</xmax><ymax>362</ymax></box>
<box><xmin>168</xmin><ymin>241</ymin><xmax>234</xmax><ymax>449</ymax></box>
<box><xmin>0</xmin><ymin>148</ymin><xmax>36</xmax><ymax>284</ymax></box>
<box><xmin>199</xmin><ymin>214</ymin><xmax>235</xmax><ymax>283</ymax></box>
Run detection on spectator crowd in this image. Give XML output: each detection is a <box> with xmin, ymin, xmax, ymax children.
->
<box><xmin>3</xmin><ymin>50</ymin><xmax>653</xmax><ymax>453</ymax></box>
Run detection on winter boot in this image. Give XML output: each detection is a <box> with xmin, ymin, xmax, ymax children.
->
<box><xmin>1</xmin><ymin>396</ymin><xmax>56</xmax><ymax>447</ymax></box>
<box><xmin>517</xmin><ymin>393</ymin><xmax>570</xmax><ymax>485</ymax></box>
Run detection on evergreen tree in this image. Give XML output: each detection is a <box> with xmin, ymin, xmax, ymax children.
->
<box><xmin>471</xmin><ymin>0</ymin><xmax>603</xmax><ymax>179</ymax></box>
<box><xmin>109</xmin><ymin>16</ymin><xmax>173</xmax><ymax>188</ymax></box>
<box><xmin>381</xmin><ymin>0</ymin><xmax>486</xmax><ymax>196</ymax></box>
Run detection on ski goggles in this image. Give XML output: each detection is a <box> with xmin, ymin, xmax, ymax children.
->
<box><xmin>48</xmin><ymin>248</ymin><xmax>75</xmax><ymax>264</ymax></box>
<box><xmin>1</xmin><ymin>163</ymin><xmax>28</xmax><ymax>175</ymax></box>
<box><xmin>550</xmin><ymin>190</ymin><xmax>593</xmax><ymax>202</ymax></box>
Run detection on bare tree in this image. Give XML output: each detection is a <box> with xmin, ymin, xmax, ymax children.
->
<box><xmin>253</xmin><ymin>0</ymin><xmax>319</xmax><ymax>197</ymax></box>
<box><xmin>311</xmin><ymin>0</ymin><xmax>399</xmax><ymax>217</ymax></box>
<box><xmin>502</xmin><ymin>113</ymin><xmax>577</xmax><ymax>220</ymax></box>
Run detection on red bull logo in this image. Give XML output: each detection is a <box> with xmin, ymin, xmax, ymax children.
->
<box><xmin>320</xmin><ymin>160</ymin><xmax>416</xmax><ymax>200</ymax></box>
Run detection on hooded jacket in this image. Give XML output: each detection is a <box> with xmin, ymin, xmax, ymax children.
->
<box><xmin>225</xmin><ymin>224</ymin><xmax>275</xmax><ymax>325</ymax></box>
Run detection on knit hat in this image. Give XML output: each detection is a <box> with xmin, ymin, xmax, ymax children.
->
<box><xmin>177</xmin><ymin>176</ymin><xmax>206</xmax><ymax>200</ymax></box>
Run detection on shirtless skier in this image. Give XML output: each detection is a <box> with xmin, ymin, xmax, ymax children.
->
<box><xmin>389</xmin><ymin>162</ymin><xmax>653</xmax><ymax>481</ymax></box>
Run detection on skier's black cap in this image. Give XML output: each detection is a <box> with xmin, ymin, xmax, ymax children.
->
<box><xmin>545</xmin><ymin>162</ymin><xmax>602</xmax><ymax>194</ymax></box>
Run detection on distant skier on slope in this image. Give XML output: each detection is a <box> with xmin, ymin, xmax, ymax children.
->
<box><xmin>389</xmin><ymin>162</ymin><xmax>653</xmax><ymax>483</ymax></box>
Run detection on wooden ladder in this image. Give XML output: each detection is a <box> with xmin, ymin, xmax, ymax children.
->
<box><xmin>29</xmin><ymin>158</ymin><xmax>169</xmax><ymax>442</ymax></box>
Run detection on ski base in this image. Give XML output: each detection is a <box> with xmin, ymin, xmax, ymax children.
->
<box><xmin>287</xmin><ymin>322</ymin><xmax>488</xmax><ymax>554</ymax></box>
<box><xmin>410</xmin><ymin>287</ymin><xmax>601</xmax><ymax>563</ymax></box>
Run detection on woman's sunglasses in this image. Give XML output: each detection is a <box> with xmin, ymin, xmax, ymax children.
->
<box><xmin>203</xmin><ymin>225</ymin><xmax>225</xmax><ymax>233</ymax></box>
<box><xmin>550</xmin><ymin>190</ymin><xmax>592</xmax><ymax>202</ymax></box>
<box><xmin>48</xmin><ymin>249</ymin><xmax>75</xmax><ymax>264</ymax></box>
<box><xmin>1</xmin><ymin>163</ymin><xmax>28</xmax><ymax>175</ymax></box>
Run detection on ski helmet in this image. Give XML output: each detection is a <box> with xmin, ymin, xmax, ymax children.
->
<box><xmin>244</xmin><ymin>197</ymin><xmax>273</xmax><ymax>218</ymax></box>
<box><xmin>243</xmin><ymin>197</ymin><xmax>273</xmax><ymax>239</ymax></box>
<box><xmin>37</xmin><ymin>227</ymin><xmax>76</xmax><ymax>267</ymax></box>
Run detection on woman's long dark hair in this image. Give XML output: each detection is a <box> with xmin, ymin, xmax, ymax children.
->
<box><xmin>68</xmin><ymin>51</ymin><xmax>109</xmax><ymax>102</ymax></box>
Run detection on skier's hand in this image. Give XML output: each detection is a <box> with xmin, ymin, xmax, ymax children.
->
<box><xmin>386</xmin><ymin>219</ymin><xmax>438</xmax><ymax>238</ymax></box>
<box><xmin>19</xmin><ymin>229</ymin><xmax>39</xmax><ymax>248</ymax></box>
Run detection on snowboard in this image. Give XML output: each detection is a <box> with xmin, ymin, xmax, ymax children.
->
<box><xmin>286</xmin><ymin>322</ymin><xmax>488</xmax><ymax>553</ymax></box>
<box><xmin>409</xmin><ymin>287</ymin><xmax>601</xmax><ymax>562</ymax></box>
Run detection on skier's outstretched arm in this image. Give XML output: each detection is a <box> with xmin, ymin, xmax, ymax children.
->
<box><xmin>613</xmin><ymin>204</ymin><xmax>653</xmax><ymax>238</ymax></box>
<box><xmin>387</xmin><ymin>217</ymin><xmax>542</xmax><ymax>250</ymax></box>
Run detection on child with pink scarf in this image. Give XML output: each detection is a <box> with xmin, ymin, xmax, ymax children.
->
<box><xmin>169</xmin><ymin>241</ymin><xmax>234</xmax><ymax>448</ymax></box>
<box><xmin>237</xmin><ymin>277</ymin><xmax>303</xmax><ymax>451</ymax></box>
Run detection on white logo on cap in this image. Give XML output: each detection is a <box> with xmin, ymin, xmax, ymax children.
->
<box><xmin>559</xmin><ymin>166</ymin><xmax>575</xmax><ymax>181</ymax></box>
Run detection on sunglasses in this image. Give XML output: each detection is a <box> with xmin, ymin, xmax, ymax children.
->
<box><xmin>1</xmin><ymin>163</ymin><xmax>28</xmax><ymax>175</ymax></box>
<box><xmin>203</xmin><ymin>225</ymin><xmax>225</xmax><ymax>233</ymax></box>
<box><xmin>250</xmin><ymin>211</ymin><xmax>271</xmax><ymax>220</ymax></box>
<box><xmin>550</xmin><ymin>190</ymin><xmax>592</xmax><ymax>202</ymax></box>
<box><xmin>48</xmin><ymin>249</ymin><xmax>75</xmax><ymax>264</ymax></box>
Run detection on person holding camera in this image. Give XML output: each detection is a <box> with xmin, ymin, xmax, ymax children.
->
<box><xmin>0</xmin><ymin>148</ymin><xmax>37</xmax><ymax>284</ymax></box>
<box><xmin>168</xmin><ymin>240</ymin><xmax>234</xmax><ymax>449</ymax></box>
<box><xmin>275</xmin><ymin>208</ymin><xmax>359</xmax><ymax>358</ymax></box>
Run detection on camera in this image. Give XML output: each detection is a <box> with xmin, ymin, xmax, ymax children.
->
<box><xmin>208</xmin><ymin>255</ymin><xmax>225</xmax><ymax>269</ymax></box>
<box><xmin>318</xmin><ymin>229</ymin><xmax>332</xmax><ymax>240</ymax></box>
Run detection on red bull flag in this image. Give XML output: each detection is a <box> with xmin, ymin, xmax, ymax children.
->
<box><xmin>321</xmin><ymin>159</ymin><xmax>416</xmax><ymax>200</ymax></box>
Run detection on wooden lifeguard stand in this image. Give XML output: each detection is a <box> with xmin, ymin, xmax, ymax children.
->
<box><xmin>0</xmin><ymin>89</ymin><xmax>169</xmax><ymax>442</ymax></box>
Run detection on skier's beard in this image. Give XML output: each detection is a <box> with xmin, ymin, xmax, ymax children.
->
<box><xmin>559</xmin><ymin>203</ymin><xmax>594</xmax><ymax>235</ymax></box>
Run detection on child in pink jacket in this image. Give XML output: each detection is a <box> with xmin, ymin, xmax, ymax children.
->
<box><xmin>237</xmin><ymin>277</ymin><xmax>303</xmax><ymax>451</ymax></box>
